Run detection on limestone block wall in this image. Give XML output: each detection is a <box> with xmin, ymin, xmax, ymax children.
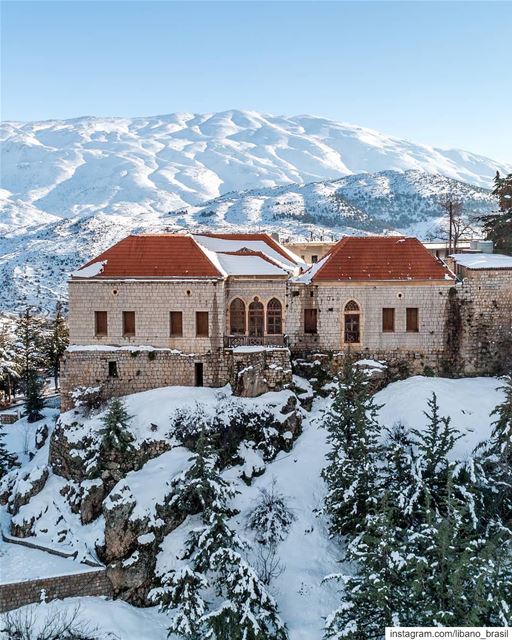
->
<box><xmin>454</xmin><ymin>269</ymin><xmax>512</xmax><ymax>374</ymax></box>
<box><xmin>60</xmin><ymin>346</ymin><xmax>293</xmax><ymax>411</ymax></box>
<box><xmin>0</xmin><ymin>569</ymin><xmax>112</xmax><ymax>612</ymax></box>
<box><xmin>286</xmin><ymin>281</ymin><xmax>452</xmax><ymax>360</ymax></box>
<box><xmin>68</xmin><ymin>279</ymin><xmax>225</xmax><ymax>353</ymax></box>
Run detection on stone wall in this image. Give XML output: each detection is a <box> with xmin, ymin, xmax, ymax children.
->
<box><xmin>68</xmin><ymin>279</ymin><xmax>226</xmax><ymax>353</ymax></box>
<box><xmin>454</xmin><ymin>269</ymin><xmax>512</xmax><ymax>374</ymax></box>
<box><xmin>0</xmin><ymin>570</ymin><xmax>112</xmax><ymax>612</ymax></box>
<box><xmin>60</xmin><ymin>346</ymin><xmax>293</xmax><ymax>411</ymax></box>
<box><xmin>286</xmin><ymin>280</ymin><xmax>452</xmax><ymax>368</ymax></box>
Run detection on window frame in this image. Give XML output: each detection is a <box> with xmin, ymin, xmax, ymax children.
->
<box><xmin>406</xmin><ymin>307</ymin><xmax>419</xmax><ymax>333</ymax></box>
<box><xmin>304</xmin><ymin>308</ymin><xmax>318</xmax><ymax>335</ymax></box>
<box><xmin>196</xmin><ymin>311</ymin><xmax>209</xmax><ymax>338</ymax></box>
<box><xmin>170</xmin><ymin>311</ymin><xmax>183</xmax><ymax>337</ymax></box>
<box><xmin>266</xmin><ymin>298</ymin><xmax>283</xmax><ymax>335</ymax></box>
<box><xmin>122</xmin><ymin>311</ymin><xmax>136</xmax><ymax>337</ymax></box>
<box><xmin>229</xmin><ymin>298</ymin><xmax>246</xmax><ymax>336</ymax></box>
<box><xmin>382</xmin><ymin>308</ymin><xmax>395</xmax><ymax>333</ymax></box>
<box><xmin>94</xmin><ymin>311</ymin><xmax>108</xmax><ymax>337</ymax></box>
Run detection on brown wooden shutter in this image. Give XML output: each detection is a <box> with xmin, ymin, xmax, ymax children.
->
<box><xmin>382</xmin><ymin>308</ymin><xmax>395</xmax><ymax>332</ymax></box>
<box><xmin>95</xmin><ymin>311</ymin><xmax>108</xmax><ymax>336</ymax></box>
<box><xmin>406</xmin><ymin>307</ymin><xmax>419</xmax><ymax>332</ymax></box>
<box><xmin>196</xmin><ymin>311</ymin><xmax>209</xmax><ymax>337</ymax></box>
<box><xmin>170</xmin><ymin>311</ymin><xmax>183</xmax><ymax>337</ymax></box>
<box><xmin>123</xmin><ymin>311</ymin><xmax>135</xmax><ymax>336</ymax></box>
<box><xmin>304</xmin><ymin>308</ymin><xmax>317</xmax><ymax>334</ymax></box>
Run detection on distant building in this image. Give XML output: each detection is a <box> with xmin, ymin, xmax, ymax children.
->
<box><xmin>60</xmin><ymin>233</ymin><xmax>512</xmax><ymax>410</ymax></box>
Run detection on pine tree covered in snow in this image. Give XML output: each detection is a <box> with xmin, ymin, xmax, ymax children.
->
<box><xmin>0</xmin><ymin>426</ymin><xmax>18</xmax><ymax>478</ymax></box>
<box><xmin>247</xmin><ymin>479</ymin><xmax>295</xmax><ymax>546</ymax></box>
<box><xmin>25</xmin><ymin>369</ymin><xmax>44</xmax><ymax>423</ymax></box>
<box><xmin>170</xmin><ymin>433</ymin><xmax>236</xmax><ymax>517</ymax></box>
<box><xmin>157</xmin><ymin>432</ymin><xmax>288</xmax><ymax>639</ymax></box>
<box><xmin>14</xmin><ymin>308</ymin><xmax>48</xmax><ymax>392</ymax></box>
<box><xmin>100</xmin><ymin>398</ymin><xmax>135</xmax><ymax>454</ymax></box>
<box><xmin>381</xmin><ymin>422</ymin><xmax>417</xmax><ymax>523</ymax></box>
<box><xmin>44</xmin><ymin>302</ymin><xmax>69</xmax><ymax>391</ymax></box>
<box><xmin>321</xmin><ymin>361</ymin><xmax>383</xmax><ymax>536</ymax></box>
<box><xmin>0</xmin><ymin>323</ymin><xmax>19</xmax><ymax>403</ymax></box>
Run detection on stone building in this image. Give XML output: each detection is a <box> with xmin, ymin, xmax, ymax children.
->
<box><xmin>60</xmin><ymin>232</ymin><xmax>512</xmax><ymax>410</ymax></box>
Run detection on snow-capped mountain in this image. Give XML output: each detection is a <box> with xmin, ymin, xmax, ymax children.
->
<box><xmin>1</xmin><ymin>110</ymin><xmax>509</xmax><ymax>237</ymax></box>
<box><xmin>0</xmin><ymin>169</ymin><xmax>496</xmax><ymax>314</ymax></box>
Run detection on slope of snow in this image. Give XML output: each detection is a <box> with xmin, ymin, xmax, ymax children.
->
<box><xmin>2</xmin><ymin>111</ymin><xmax>508</xmax><ymax>233</ymax></box>
<box><xmin>0</xmin><ymin>376</ymin><xmax>505</xmax><ymax>638</ymax></box>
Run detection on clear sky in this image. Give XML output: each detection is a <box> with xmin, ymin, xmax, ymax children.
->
<box><xmin>1</xmin><ymin>0</ymin><xmax>510</xmax><ymax>163</ymax></box>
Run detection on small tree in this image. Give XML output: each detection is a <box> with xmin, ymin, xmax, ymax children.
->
<box><xmin>14</xmin><ymin>308</ymin><xmax>48</xmax><ymax>393</ymax></box>
<box><xmin>321</xmin><ymin>361</ymin><xmax>383</xmax><ymax>537</ymax></box>
<box><xmin>100</xmin><ymin>397</ymin><xmax>134</xmax><ymax>453</ymax></box>
<box><xmin>0</xmin><ymin>426</ymin><xmax>18</xmax><ymax>478</ymax></box>
<box><xmin>25</xmin><ymin>370</ymin><xmax>44</xmax><ymax>423</ymax></box>
<box><xmin>247</xmin><ymin>479</ymin><xmax>295</xmax><ymax>546</ymax></box>
<box><xmin>481</xmin><ymin>171</ymin><xmax>512</xmax><ymax>255</ymax></box>
<box><xmin>45</xmin><ymin>301</ymin><xmax>69</xmax><ymax>390</ymax></box>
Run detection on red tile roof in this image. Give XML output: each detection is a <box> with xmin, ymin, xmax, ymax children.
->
<box><xmin>76</xmin><ymin>235</ymin><xmax>223</xmax><ymax>278</ymax></box>
<box><xmin>310</xmin><ymin>236</ymin><xmax>453</xmax><ymax>281</ymax></box>
<box><xmin>199</xmin><ymin>233</ymin><xmax>300</xmax><ymax>265</ymax></box>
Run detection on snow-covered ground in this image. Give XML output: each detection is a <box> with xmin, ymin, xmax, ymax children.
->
<box><xmin>0</xmin><ymin>375</ymin><xmax>505</xmax><ymax>639</ymax></box>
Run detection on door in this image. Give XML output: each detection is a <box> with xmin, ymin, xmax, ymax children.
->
<box><xmin>194</xmin><ymin>362</ymin><xmax>204</xmax><ymax>387</ymax></box>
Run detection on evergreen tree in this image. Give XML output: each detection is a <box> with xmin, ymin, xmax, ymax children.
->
<box><xmin>158</xmin><ymin>432</ymin><xmax>288</xmax><ymax>640</ymax></box>
<box><xmin>409</xmin><ymin>392</ymin><xmax>462</xmax><ymax>517</ymax></box>
<box><xmin>247</xmin><ymin>479</ymin><xmax>295</xmax><ymax>545</ymax></box>
<box><xmin>0</xmin><ymin>427</ymin><xmax>18</xmax><ymax>478</ymax></box>
<box><xmin>25</xmin><ymin>369</ymin><xmax>44</xmax><ymax>423</ymax></box>
<box><xmin>14</xmin><ymin>308</ymin><xmax>48</xmax><ymax>393</ymax></box>
<box><xmin>44</xmin><ymin>302</ymin><xmax>69</xmax><ymax>391</ymax></box>
<box><xmin>321</xmin><ymin>361</ymin><xmax>383</xmax><ymax>536</ymax></box>
<box><xmin>481</xmin><ymin>171</ymin><xmax>512</xmax><ymax>255</ymax></box>
<box><xmin>381</xmin><ymin>422</ymin><xmax>417</xmax><ymax>522</ymax></box>
<box><xmin>100</xmin><ymin>397</ymin><xmax>135</xmax><ymax>453</ymax></box>
<box><xmin>0</xmin><ymin>324</ymin><xmax>19</xmax><ymax>404</ymax></box>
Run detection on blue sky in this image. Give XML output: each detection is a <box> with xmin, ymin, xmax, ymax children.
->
<box><xmin>1</xmin><ymin>1</ymin><xmax>510</xmax><ymax>162</ymax></box>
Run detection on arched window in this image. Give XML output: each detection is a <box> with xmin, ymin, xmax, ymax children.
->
<box><xmin>248</xmin><ymin>298</ymin><xmax>264</xmax><ymax>337</ymax></box>
<box><xmin>266</xmin><ymin>298</ymin><xmax>282</xmax><ymax>335</ymax></box>
<box><xmin>344</xmin><ymin>300</ymin><xmax>360</xmax><ymax>344</ymax></box>
<box><xmin>229</xmin><ymin>298</ymin><xmax>246</xmax><ymax>335</ymax></box>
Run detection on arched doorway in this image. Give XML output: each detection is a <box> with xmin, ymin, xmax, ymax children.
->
<box><xmin>229</xmin><ymin>298</ymin><xmax>246</xmax><ymax>335</ymax></box>
<box><xmin>266</xmin><ymin>298</ymin><xmax>282</xmax><ymax>335</ymax></box>
<box><xmin>248</xmin><ymin>297</ymin><xmax>264</xmax><ymax>337</ymax></box>
<box><xmin>344</xmin><ymin>300</ymin><xmax>360</xmax><ymax>344</ymax></box>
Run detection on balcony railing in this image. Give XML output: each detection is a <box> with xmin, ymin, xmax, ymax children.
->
<box><xmin>224</xmin><ymin>334</ymin><xmax>287</xmax><ymax>349</ymax></box>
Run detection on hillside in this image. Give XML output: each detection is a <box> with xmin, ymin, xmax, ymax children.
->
<box><xmin>1</xmin><ymin>110</ymin><xmax>509</xmax><ymax>237</ymax></box>
<box><xmin>0</xmin><ymin>168</ymin><xmax>497</xmax><ymax>314</ymax></box>
<box><xmin>0</xmin><ymin>375</ymin><xmax>505</xmax><ymax>638</ymax></box>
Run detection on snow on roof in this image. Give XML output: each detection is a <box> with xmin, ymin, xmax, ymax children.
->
<box><xmin>215</xmin><ymin>252</ymin><xmax>288</xmax><ymax>276</ymax></box>
<box><xmin>192</xmin><ymin>234</ymin><xmax>300</xmax><ymax>271</ymax></box>
<box><xmin>451</xmin><ymin>253</ymin><xmax>512</xmax><ymax>270</ymax></box>
<box><xmin>71</xmin><ymin>260</ymin><xmax>107</xmax><ymax>278</ymax></box>
<box><xmin>292</xmin><ymin>253</ymin><xmax>331</xmax><ymax>284</ymax></box>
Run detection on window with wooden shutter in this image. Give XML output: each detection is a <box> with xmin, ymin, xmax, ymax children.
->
<box><xmin>95</xmin><ymin>311</ymin><xmax>107</xmax><ymax>337</ymax></box>
<box><xmin>382</xmin><ymin>308</ymin><xmax>395</xmax><ymax>333</ymax></box>
<box><xmin>170</xmin><ymin>311</ymin><xmax>183</xmax><ymax>337</ymax></box>
<box><xmin>304</xmin><ymin>308</ymin><xmax>317</xmax><ymax>334</ymax></box>
<box><xmin>406</xmin><ymin>307</ymin><xmax>419</xmax><ymax>333</ymax></box>
<box><xmin>196</xmin><ymin>311</ymin><xmax>209</xmax><ymax>337</ymax></box>
<box><xmin>123</xmin><ymin>311</ymin><xmax>135</xmax><ymax>337</ymax></box>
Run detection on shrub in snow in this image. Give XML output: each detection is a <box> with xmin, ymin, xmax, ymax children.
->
<box><xmin>70</xmin><ymin>385</ymin><xmax>104</xmax><ymax>415</ymax></box>
<box><xmin>247</xmin><ymin>479</ymin><xmax>295</xmax><ymax>546</ymax></box>
<box><xmin>173</xmin><ymin>402</ymin><xmax>290</xmax><ymax>466</ymax></box>
<box><xmin>321</xmin><ymin>361</ymin><xmax>383</xmax><ymax>537</ymax></box>
<box><xmin>100</xmin><ymin>398</ymin><xmax>135</xmax><ymax>455</ymax></box>
<box><xmin>0</xmin><ymin>603</ymin><xmax>108</xmax><ymax>640</ymax></box>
